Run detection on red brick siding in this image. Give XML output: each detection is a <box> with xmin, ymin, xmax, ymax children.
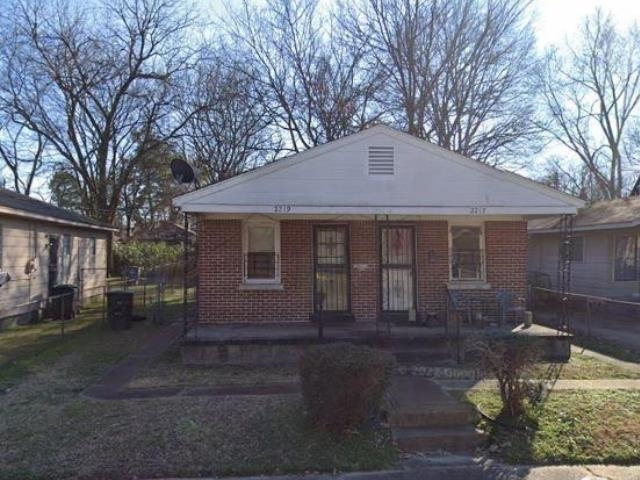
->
<box><xmin>196</xmin><ymin>218</ymin><xmax>528</xmax><ymax>323</ymax></box>
<box><xmin>485</xmin><ymin>221</ymin><xmax>528</xmax><ymax>297</ymax></box>
<box><xmin>416</xmin><ymin>221</ymin><xmax>450</xmax><ymax>317</ymax></box>
<box><xmin>350</xmin><ymin>221</ymin><xmax>378</xmax><ymax>322</ymax></box>
<box><xmin>197</xmin><ymin>219</ymin><xmax>313</xmax><ymax>322</ymax></box>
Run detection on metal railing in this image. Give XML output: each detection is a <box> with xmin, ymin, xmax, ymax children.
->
<box><xmin>531</xmin><ymin>286</ymin><xmax>640</xmax><ymax>338</ymax></box>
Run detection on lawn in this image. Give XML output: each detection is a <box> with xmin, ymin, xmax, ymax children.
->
<box><xmin>0</xmin><ymin>299</ymin><xmax>397</xmax><ymax>479</ymax></box>
<box><xmin>531</xmin><ymin>351</ymin><xmax>640</xmax><ymax>380</ymax></box>
<box><xmin>127</xmin><ymin>345</ymin><xmax>299</xmax><ymax>388</ymax></box>
<box><xmin>466</xmin><ymin>389</ymin><xmax>640</xmax><ymax>464</ymax></box>
<box><xmin>0</xmin><ymin>286</ymin><xmax>191</xmax><ymax>391</ymax></box>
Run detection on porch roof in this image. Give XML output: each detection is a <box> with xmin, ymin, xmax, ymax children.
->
<box><xmin>174</xmin><ymin>125</ymin><xmax>583</xmax><ymax>217</ymax></box>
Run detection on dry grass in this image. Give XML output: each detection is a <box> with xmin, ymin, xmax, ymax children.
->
<box><xmin>126</xmin><ymin>346</ymin><xmax>299</xmax><ymax>388</ymax></box>
<box><xmin>0</xmin><ymin>303</ymin><xmax>396</xmax><ymax>479</ymax></box>
<box><xmin>467</xmin><ymin>389</ymin><xmax>640</xmax><ymax>464</ymax></box>
<box><xmin>532</xmin><ymin>352</ymin><xmax>640</xmax><ymax>380</ymax></box>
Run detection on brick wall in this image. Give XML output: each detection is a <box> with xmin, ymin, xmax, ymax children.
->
<box><xmin>485</xmin><ymin>221</ymin><xmax>528</xmax><ymax>297</ymax></box>
<box><xmin>196</xmin><ymin>218</ymin><xmax>528</xmax><ymax>323</ymax></box>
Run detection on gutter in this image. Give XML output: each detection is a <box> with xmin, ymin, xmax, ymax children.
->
<box><xmin>529</xmin><ymin>220</ymin><xmax>640</xmax><ymax>235</ymax></box>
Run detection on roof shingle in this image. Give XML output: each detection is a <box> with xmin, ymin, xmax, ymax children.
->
<box><xmin>0</xmin><ymin>188</ymin><xmax>114</xmax><ymax>230</ymax></box>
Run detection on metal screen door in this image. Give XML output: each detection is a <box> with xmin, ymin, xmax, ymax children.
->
<box><xmin>314</xmin><ymin>226</ymin><xmax>350</xmax><ymax>314</ymax></box>
<box><xmin>380</xmin><ymin>226</ymin><xmax>415</xmax><ymax>314</ymax></box>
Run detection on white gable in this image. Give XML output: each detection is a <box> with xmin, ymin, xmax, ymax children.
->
<box><xmin>175</xmin><ymin>126</ymin><xmax>583</xmax><ymax>216</ymax></box>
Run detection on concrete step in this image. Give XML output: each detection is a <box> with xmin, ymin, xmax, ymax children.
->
<box><xmin>392</xmin><ymin>426</ymin><xmax>483</xmax><ymax>454</ymax></box>
<box><xmin>389</xmin><ymin>404</ymin><xmax>476</xmax><ymax>428</ymax></box>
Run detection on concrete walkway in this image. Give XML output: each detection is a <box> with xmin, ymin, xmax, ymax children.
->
<box><xmin>84</xmin><ymin>322</ymin><xmax>183</xmax><ymax>399</ymax></box>
<box><xmin>573</xmin><ymin>345</ymin><xmax>640</xmax><ymax>374</ymax></box>
<box><xmin>152</xmin><ymin>456</ymin><xmax>640</xmax><ymax>479</ymax></box>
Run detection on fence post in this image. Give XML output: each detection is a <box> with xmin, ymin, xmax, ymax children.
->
<box><xmin>102</xmin><ymin>286</ymin><xmax>106</xmax><ymax>325</ymax></box>
<box><xmin>60</xmin><ymin>293</ymin><xmax>65</xmax><ymax>338</ymax></box>
<box><xmin>586</xmin><ymin>298</ymin><xmax>592</xmax><ymax>339</ymax></box>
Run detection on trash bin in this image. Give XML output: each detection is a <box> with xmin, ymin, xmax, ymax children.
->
<box><xmin>51</xmin><ymin>284</ymin><xmax>76</xmax><ymax>320</ymax></box>
<box><xmin>107</xmin><ymin>291</ymin><xmax>134</xmax><ymax>330</ymax></box>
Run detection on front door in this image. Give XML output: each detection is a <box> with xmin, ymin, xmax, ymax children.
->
<box><xmin>48</xmin><ymin>236</ymin><xmax>59</xmax><ymax>293</ymax></box>
<box><xmin>380</xmin><ymin>226</ymin><xmax>416</xmax><ymax>320</ymax></box>
<box><xmin>313</xmin><ymin>226</ymin><xmax>350</xmax><ymax>319</ymax></box>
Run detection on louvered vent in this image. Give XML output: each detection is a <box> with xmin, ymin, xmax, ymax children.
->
<box><xmin>368</xmin><ymin>146</ymin><xmax>394</xmax><ymax>175</ymax></box>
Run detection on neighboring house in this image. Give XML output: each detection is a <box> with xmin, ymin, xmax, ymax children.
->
<box><xmin>0</xmin><ymin>188</ymin><xmax>116</xmax><ymax>322</ymax></box>
<box><xmin>174</xmin><ymin>125</ymin><xmax>582</xmax><ymax>325</ymax></box>
<box><xmin>529</xmin><ymin>197</ymin><xmax>640</xmax><ymax>300</ymax></box>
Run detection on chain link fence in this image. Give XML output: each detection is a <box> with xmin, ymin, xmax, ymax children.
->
<box><xmin>0</xmin><ymin>261</ymin><xmax>197</xmax><ymax>340</ymax></box>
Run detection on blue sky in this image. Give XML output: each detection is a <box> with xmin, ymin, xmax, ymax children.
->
<box><xmin>534</xmin><ymin>0</ymin><xmax>640</xmax><ymax>48</ymax></box>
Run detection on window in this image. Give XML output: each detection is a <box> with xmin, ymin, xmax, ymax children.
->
<box><xmin>90</xmin><ymin>237</ymin><xmax>97</xmax><ymax>268</ymax></box>
<box><xmin>450</xmin><ymin>225</ymin><xmax>484</xmax><ymax>281</ymax></box>
<box><xmin>243</xmin><ymin>221</ymin><xmax>280</xmax><ymax>282</ymax></box>
<box><xmin>614</xmin><ymin>235</ymin><xmax>638</xmax><ymax>281</ymax></box>
<box><xmin>60</xmin><ymin>234</ymin><xmax>72</xmax><ymax>282</ymax></box>
<box><xmin>569</xmin><ymin>236</ymin><xmax>584</xmax><ymax>262</ymax></box>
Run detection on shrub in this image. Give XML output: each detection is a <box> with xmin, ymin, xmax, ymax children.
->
<box><xmin>472</xmin><ymin>336</ymin><xmax>540</xmax><ymax>418</ymax></box>
<box><xmin>299</xmin><ymin>343</ymin><xmax>396</xmax><ymax>433</ymax></box>
<box><xmin>113</xmin><ymin>241</ymin><xmax>183</xmax><ymax>272</ymax></box>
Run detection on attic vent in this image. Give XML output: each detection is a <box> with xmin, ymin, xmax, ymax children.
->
<box><xmin>368</xmin><ymin>146</ymin><xmax>394</xmax><ymax>175</ymax></box>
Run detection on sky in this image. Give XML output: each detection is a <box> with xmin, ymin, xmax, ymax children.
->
<box><xmin>11</xmin><ymin>0</ymin><xmax>640</xmax><ymax>199</ymax></box>
<box><xmin>533</xmin><ymin>0</ymin><xmax>640</xmax><ymax>48</ymax></box>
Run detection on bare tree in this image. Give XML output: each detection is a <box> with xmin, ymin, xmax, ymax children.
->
<box><xmin>0</xmin><ymin>0</ymin><xmax>198</xmax><ymax>223</ymax></box>
<box><xmin>225</xmin><ymin>0</ymin><xmax>384</xmax><ymax>153</ymax></box>
<box><xmin>179</xmin><ymin>47</ymin><xmax>278</xmax><ymax>185</ymax></box>
<box><xmin>538</xmin><ymin>10</ymin><xmax>640</xmax><ymax>199</ymax></box>
<box><xmin>343</xmin><ymin>0</ymin><xmax>539</xmax><ymax>166</ymax></box>
<box><xmin>537</xmin><ymin>158</ymin><xmax>606</xmax><ymax>202</ymax></box>
<box><xmin>0</xmin><ymin>117</ymin><xmax>46</xmax><ymax>195</ymax></box>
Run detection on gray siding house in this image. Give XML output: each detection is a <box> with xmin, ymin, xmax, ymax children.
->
<box><xmin>528</xmin><ymin>197</ymin><xmax>640</xmax><ymax>300</ymax></box>
<box><xmin>0</xmin><ymin>189</ymin><xmax>115</xmax><ymax>322</ymax></box>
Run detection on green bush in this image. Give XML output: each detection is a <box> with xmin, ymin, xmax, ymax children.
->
<box><xmin>299</xmin><ymin>343</ymin><xmax>396</xmax><ymax>433</ymax></box>
<box><xmin>113</xmin><ymin>241</ymin><xmax>183</xmax><ymax>272</ymax></box>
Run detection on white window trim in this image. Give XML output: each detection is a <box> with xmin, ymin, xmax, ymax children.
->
<box><xmin>241</xmin><ymin>219</ymin><xmax>281</xmax><ymax>286</ymax></box>
<box><xmin>448</xmin><ymin>221</ymin><xmax>487</xmax><ymax>284</ymax></box>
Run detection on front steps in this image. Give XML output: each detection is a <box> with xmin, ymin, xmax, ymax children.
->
<box><xmin>392</xmin><ymin>426</ymin><xmax>482</xmax><ymax>453</ymax></box>
<box><xmin>389</xmin><ymin>377</ymin><xmax>483</xmax><ymax>454</ymax></box>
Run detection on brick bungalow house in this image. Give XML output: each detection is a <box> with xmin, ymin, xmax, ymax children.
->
<box><xmin>174</xmin><ymin>125</ymin><xmax>582</xmax><ymax>326</ymax></box>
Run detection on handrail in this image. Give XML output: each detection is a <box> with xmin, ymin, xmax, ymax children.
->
<box><xmin>532</xmin><ymin>286</ymin><xmax>640</xmax><ymax>308</ymax></box>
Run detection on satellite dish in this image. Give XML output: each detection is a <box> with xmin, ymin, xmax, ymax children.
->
<box><xmin>171</xmin><ymin>158</ymin><xmax>195</xmax><ymax>184</ymax></box>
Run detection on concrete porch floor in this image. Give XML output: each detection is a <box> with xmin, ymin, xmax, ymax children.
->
<box><xmin>184</xmin><ymin>321</ymin><xmax>566</xmax><ymax>345</ymax></box>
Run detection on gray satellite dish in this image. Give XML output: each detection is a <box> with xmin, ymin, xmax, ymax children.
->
<box><xmin>171</xmin><ymin>158</ymin><xmax>195</xmax><ymax>184</ymax></box>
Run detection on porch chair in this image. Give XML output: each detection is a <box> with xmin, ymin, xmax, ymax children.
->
<box><xmin>446</xmin><ymin>289</ymin><xmax>473</xmax><ymax>332</ymax></box>
<box><xmin>496</xmin><ymin>290</ymin><xmax>526</xmax><ymax>327</ymax></box>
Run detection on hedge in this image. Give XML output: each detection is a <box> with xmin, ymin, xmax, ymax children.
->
<box><xmin>299</xmin><ymin>343</ymin><xmax>396</xmax><ymax>433</ymax></box>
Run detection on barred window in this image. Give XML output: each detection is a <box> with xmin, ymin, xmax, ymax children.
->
<box><xmin>243</xmin><ymin>221</ymin><xmax>280</xmax><ymax>282</ymax></box>
<box><xmin>450</xmin><ymin>225</ymin><xmax>484</xmax><ymax>281</ymax></box>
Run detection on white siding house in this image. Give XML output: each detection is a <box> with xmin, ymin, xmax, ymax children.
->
<box><xmin>0</xmin><ymin>189</ymin><xmax>115</xmax><ymax>323</ymax></box>
<box><xmin>529</xmin><ymin>197</ymin><xmax>640</xmax><ymax>300</ymax></box>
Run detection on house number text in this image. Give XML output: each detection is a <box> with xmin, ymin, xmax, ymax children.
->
<box><xmin>469</xmin><ymin>207</ymin><xmax>487</xmax><ymax>215</ymax></box>
<box><xmin>273</xmin><ymin>204</ymin><xmax>292</xmax><ymax>213</ymax></box>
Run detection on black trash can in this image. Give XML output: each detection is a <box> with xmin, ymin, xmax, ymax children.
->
<box><xmin>51</xmin><ymin>284</ymin><xmax>76</xmax><ymax>320</ymax></box>
<box><xmin>106</xmin><ymin>291</ymin><xmax>134</xmax><ymax>330</ymax></box>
